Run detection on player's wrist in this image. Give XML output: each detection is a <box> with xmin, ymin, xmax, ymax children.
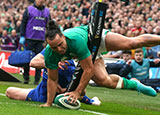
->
<box><xmin>75</xmin><ymin>89</ymin><xmax>81</xmax><ymax>96</ymax></box>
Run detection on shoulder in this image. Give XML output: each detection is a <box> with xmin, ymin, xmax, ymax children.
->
<box><xmin>143</xmin><ymin>58</ymin><xmax>150</xmax><ymax>62</ymax></box>
<box><xmin>27</xmin><ymin>5</ymin><xmax>33</xmax><ymax>9</ymax></box>
<box><xmin>40</xmin><ymin>48</ymin><xmax>46</xmax><ymax>56</ymax></box>
<box><xmin>44</xmin><ymin>45</ymin><xmax>53</xmax><ymax>58</ymax></box>
<box><xmin>131</xmin><ymin>60</ymin><xmax>136</xmax><ymax>65</ymax></box>
<box><xmin>63</xmin><ymin>26</ymin><xmax>88</xmax><ymax>38</ymax></box>
<box><xmin>27</xmin><ymin>5</ymin><xmax>34</xmax><ymax>13</ymax></box>
<box><xmin>45</xmin><ymin>7</ymin><xmax>50</xmax><ymax>11</ymax></box>
<box><xmin>44</xmin><ymin>45</ymin><xmax>60</xmax><ymax>69</ymax></box>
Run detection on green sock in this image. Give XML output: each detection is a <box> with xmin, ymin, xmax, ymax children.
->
<box><xmin>122</xmin><ymin>77</ymin><xmax>137</xmax><ymax>90</ymax></box>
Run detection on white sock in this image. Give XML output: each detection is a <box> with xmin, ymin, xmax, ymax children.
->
<box><xmin>116</xmin><ymin>77</ymin><xmax>123</xmax><ymax>89</ymax></box>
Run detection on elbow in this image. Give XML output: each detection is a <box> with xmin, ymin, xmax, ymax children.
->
<box><xmin>91</xmin><ymin>65</ymin><xmax>94</xmax><ymax>72</ymax></box>
<box><xmin>48</xmin><ymin>76</ymin><xmax>58</xmax><ymax>83</ymax></box>
<box><xmin>29</xmin><ymin>59</ymin><xmax>34</xmax><ymax>67</ymax></box>
<box><xmin>29</xmin><ymin>59</ymin><xmax>38</xmax><ymax>68</ymax></box>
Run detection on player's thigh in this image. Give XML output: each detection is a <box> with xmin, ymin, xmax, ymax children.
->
<box><xmin>92</xmin><ymin>58</ymin><xmax>111</xmax><ymax>86</ymax></box>
<box><xmin>6</xmin><ymin>87</ymin><xmax>32</xmax><ymax>100</ymax></box>
<box><xmin>104</xmin><ymin>32</ymin><xmax>137</xmax><ymax>51</ymax></box>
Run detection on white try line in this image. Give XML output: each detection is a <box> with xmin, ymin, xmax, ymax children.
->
<box><xmin>0</xmin><ymin>93</ymin><xmax>108</xmax><ymax>115</ymax></box>
<box><xmin>79</xmin><ymin>109</ymin><xmax>108</xmax><ymax>115</ymax></box>
<box><xmin>0</xmin><ymin>93</ymin><xmax>6</xmax><ymax>96</ymax></box>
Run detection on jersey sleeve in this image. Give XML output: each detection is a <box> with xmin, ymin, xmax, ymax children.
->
<box><xmin>72</xmin><ymin>35</ymin><xmax>91</xmax><ymax>61</ymax></box>
<box><xmin>40</xmin><ymin>48</ymin><xmax>46</xmax><ymax>56</ymax></box>
<box><xmin>44</xmin><ymin>45</ymin><xmax>59</xmax><ymax>70</ymax></box>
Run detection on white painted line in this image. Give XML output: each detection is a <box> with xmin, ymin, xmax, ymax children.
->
<box><xmin>0</xmin><ymin>101</ymin><xmax>38</xmax><ymax>106</ymax></box>
<box><xmin>0</xmin><ymin>93</ymin><xmax>6</xmax><ymax>96</ymax></box>
<box><xmin>0</xmin><ymin>93</ymin><xmax>108</xmax><ymax>115</ymax></box>
<box><xmin>79</xmin><ymin>109</ymin><xmax>108</xmax><ymax>115</ymax></box>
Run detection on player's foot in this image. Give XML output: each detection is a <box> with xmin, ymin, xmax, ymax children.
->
<box><xmin>80</xmin><ymin>96</ymin><xmax>101</xmax><ymax>105</ymax></box>
<box><xmin>91</xmin><ymin>97</ymin><xmax>101</xmax><ymax>106</ymax></box>
<box><xmin>131</xmin><ymin>79</ymin><xmax>157</xmax><ymax>97</ymax></box>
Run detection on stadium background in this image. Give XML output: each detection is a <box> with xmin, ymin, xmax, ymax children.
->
<box><xmin>0</xmin><ymin>0</ymin><xmax>160</xmax><ymax>114</ymax></box>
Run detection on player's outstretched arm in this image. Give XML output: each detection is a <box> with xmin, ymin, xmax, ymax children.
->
<box><xmin>40</xmin><ymin>69</ymin><xmax>58</xmax><ymax>107</ymax></box>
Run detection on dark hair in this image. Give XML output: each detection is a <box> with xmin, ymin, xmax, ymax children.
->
<box><xmin>135</xmin><ymin>48</ymin><xmax>143</xmax><ymax>53</ymax></box>
<box><xmin>122</xmin><ymin>50</ymin><xmax>131</xmax><ymax>54</ymax></box>
<box><xmin>45</xmin><ymin>20</ymin><xmax>62</xmax><ymax>41</ymax></box>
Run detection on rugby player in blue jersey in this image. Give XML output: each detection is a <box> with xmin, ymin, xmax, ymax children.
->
<box><xmin>5</xmin><ymin>48</ymin><xmax>101</xmax><ymax>106</ymax></box>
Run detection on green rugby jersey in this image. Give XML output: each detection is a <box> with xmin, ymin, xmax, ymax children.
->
<box><xmin>45</xmin><ymin>25</ymin><xmax>91</xmax><ymax>69</ymax></box>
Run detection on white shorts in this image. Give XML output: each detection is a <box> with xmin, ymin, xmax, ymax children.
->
<box><xmin>96</xmin><ymin>29</ymin><xmax>108</xmax><ymax>59</ymax></box>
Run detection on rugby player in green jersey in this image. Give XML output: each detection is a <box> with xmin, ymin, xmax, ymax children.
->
<box><xmin>41</xmin><ymin>20</ymin><xmax>160</xmax><ymax>107</ymax></box>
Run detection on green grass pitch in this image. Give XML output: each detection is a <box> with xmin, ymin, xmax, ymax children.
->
<box><xmin>0</xmin><ymin>74</ymin><xmax>160</xmax><ymax>115</ymax></box>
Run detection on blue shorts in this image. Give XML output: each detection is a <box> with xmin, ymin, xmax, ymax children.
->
<box><xmin>26</xmin><ymin>78</ymin><xmax>47</xmax><ymax>103</ymax></box>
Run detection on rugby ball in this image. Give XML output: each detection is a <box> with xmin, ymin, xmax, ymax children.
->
<box><xmin>54</xmin><ymin>94</ymin><xmax>81</xmax><ymax>110</ymax></box>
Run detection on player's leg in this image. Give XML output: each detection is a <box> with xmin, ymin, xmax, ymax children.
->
<box><xmin>6</xmin><ymin>77</ymin><xmax>48</xmax><ymax>102</ymax></box>
<box><xmin>5</xmin><ymin>87</ymin><xmax>32</xmax><ymax>100</ymax></box>
<box><xmin>80</xmin><ymin>95</ymin><xmax>101</xmax><ymax>106</ymax></box>
<box><xmin>79</xmin><ymin>89</ymin><xmax>101</xmax><ymax>106</ymax></box>
<box><xmin>105</xmin><ymin>32</ymin><xmax>160</xmax><ymax>51</ymax></box>
<box><xmin>92</xmin><ymin>58</ymin><xmax>157</xmax><ymax>96</ymax></box>
<box><xmin>26</xmin><ymin>77</ymin><xmax>47</xmax><ymax>102</ymax></box>
<box><xmin>92</xmin><ymin>58</ymin><xmax>122</xmax><ymax>88</ymax></box>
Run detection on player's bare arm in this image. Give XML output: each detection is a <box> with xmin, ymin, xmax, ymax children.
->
<box><xmin>40</xmin><ymin>69</ymin><xmax>58</xmax><ymax>107</ymax></box>
<box><xmin>65</xmin><ymin>55</ymin><xmax>94</xmax><ymax>103</ymax></box>
<box><xmin>30</xmin><ymin>53</ymin><xmax>45</xmax><ymax>69</ymax></box>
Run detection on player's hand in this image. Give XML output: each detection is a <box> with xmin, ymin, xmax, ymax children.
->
<box><xmin>64</xmin><ymin>91</ymin><xmax>80</xmax><ymax>103</ymax></box>
<box><xmin>40</xmin><ymin>103</ymin><xmax>52</xmax><ymax>107</ymax></box>
<box><xmin>58</xmin><ymin>60</ymin><xmax>70</xmax><ymax>70</ymax></box>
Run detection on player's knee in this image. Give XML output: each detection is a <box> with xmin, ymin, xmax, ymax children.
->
<box><xmin>129</xmin><ymin>37</ymin><xmax>149</xmax><ymax>49</ymax></box>
<box><xmin>104</xmin><ymin>80</ymin><xmax>115</xmax><ymax>88</ymax></box>
<box><xmin>97</xmin><ymin>77</ymin><xmax>114</xmax><ymax>88</ymax></box>
<box><xmin>5</xmin><ymin>87</ymin><xmax>13</xmax><ymax>98</ymax></box>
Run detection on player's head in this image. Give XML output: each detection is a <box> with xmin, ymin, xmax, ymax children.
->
<box><xmin>35</xmin><ymin>0</ymin><xmax>45</xmax><ymax>7</ymax></box>
<box><xmin>134</xmin><ymin>48</ymin><xmax>144</xmax><ymax>63</ymax></box>
<box><xmin>46</xmin><ymin>20</ymin><xmax>67</xmax><ymax>54</ymax></box>
<box><xmin>121</xmin><ymin>50</ymin><xmax>132</xmax><ymax>62</ymax></box>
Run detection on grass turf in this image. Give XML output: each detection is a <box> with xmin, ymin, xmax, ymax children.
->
<box><xmin>0</xmin><ymin>74</ymin><xmax>160</xmax><ymax>115</ymax></box>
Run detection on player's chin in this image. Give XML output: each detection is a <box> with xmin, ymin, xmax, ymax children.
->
<box><xmin>137</xmin><ymin>60</ymin><xmax>142</xmax><ymax>62</ymax></box>
<box><xmin>59</xmin><ymin>51</ymin><xmax>66</xmax><ymax>54</ymax></box>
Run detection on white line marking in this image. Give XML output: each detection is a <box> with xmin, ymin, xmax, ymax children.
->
<box><xmin>0</xmin><ymin>93</ymin><xmax>6</xmax><ymax>96</ymax></box>
<box><xmin>0</xmin><ymin>93</ymin><xmax>108</xmax><ymax>115</ymax></box>
<box><xmin>79</xmin><ymin>109</ymin><xmax>108</xmax><ymax>115</ymax></box>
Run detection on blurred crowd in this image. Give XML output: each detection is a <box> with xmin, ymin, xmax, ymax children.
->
<box><xmin>0</xmin><ymin>0</ymin><xmax>160</xmax><ymax>55</ymax></box>
<box><xmin>105</xmin><ymin>0</ymin><xmax>160</xmax><ymax>37</ymax></box>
